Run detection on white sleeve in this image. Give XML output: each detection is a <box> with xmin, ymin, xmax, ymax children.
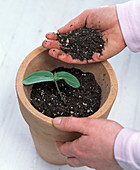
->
<box><xmin>114</xmin><ymin>128</ymin><xmax>140</xmax><ymax>170</ymax></box>
<box><xmin>116</xmin><ymin>0</ymin><xmax>140</xmax><ymax>52</ymax></box>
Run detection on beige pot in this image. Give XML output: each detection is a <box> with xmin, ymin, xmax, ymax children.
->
<box><xmin>16</xmin><ymin>46</ymin><xmax>118</xmax><ymax>165</ymax></box>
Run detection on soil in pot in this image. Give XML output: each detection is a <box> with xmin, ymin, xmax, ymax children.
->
<box><xmin>30</xmin><ymin>67</ymin><xmax>102</xmax><ymax>118</ymax></box>
<box><xmin>57</xmin><ymin>27</ymin><xmax>105</xmax><ymax>61</ymax></box>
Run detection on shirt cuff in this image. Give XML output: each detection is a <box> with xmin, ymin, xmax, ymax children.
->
<box><xmin>114</xmin><ymin>128</ymin><xmax>140</xmax><ymax>170</ymax></box>
<box><xmin>116</xmin><ymin>1</ymin><xmax>140</xmax><ymax>52</ymax></box>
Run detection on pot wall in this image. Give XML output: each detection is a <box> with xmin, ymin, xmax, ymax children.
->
<box><xmin>16</xmin><ymin>46</ymin><xmax>118</xmax><ymax>164</ymax></box>
<box><xmin>17</xmin><ymin>96</ymin><xmax>81</xmax><ymax>164</ymax></box>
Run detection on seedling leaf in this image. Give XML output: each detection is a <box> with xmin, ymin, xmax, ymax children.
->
<box><xmin>55</xmin><ymin>71</ymin><xmax>80</xmax><ymax>88</ymax></box>
<box><xmin>23</xmin><ymin>71</ymin><xmax>54</xmax><ymax>85</ymax></box>
<box><xmin>23</xmin><ymin>70</ymin><xmax>80</xmax><ymax>104</ymax></box>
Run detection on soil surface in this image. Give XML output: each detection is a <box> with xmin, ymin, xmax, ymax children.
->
<box><xmin>31</xmin><ymin>67</ymin><xmax>101</xmax><ymax>118</ymax></box>
<box><xmin>57</xmin><ymin>27</ymin><xmax>104</xmax><ymax>61</ymax></box>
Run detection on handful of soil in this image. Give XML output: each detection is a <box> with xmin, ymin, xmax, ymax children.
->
<box><xmin>57</xmin><ymin>27</ymin><xmax>104</xmax><ymax>61</ymax></box>
<box><xmin>31</xmin><ymin>67</ymin><xmax>101</xmax><ymax>118</ymax></box>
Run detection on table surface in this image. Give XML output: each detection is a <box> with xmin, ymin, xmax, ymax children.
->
<box><xmin>0</xmin><ymin>0</ymin><xmax>140</xmax><ymax>169</ymax></box>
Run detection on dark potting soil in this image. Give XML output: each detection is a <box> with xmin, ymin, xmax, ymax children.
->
<box><xmin>57</xmin><ymin>27</ymin><xmax>104</xmax><ymax>61</ymax></box>
<box><xmin>30</xmin><ymin>67</ymin><xmax>102</xmax><ymax>118</ymax></box>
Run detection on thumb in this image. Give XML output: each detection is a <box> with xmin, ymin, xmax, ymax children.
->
<box><xmin>53</xmin><ymin>117</ymin><xmax>88</xmax><ymax>134</ymax></box>
<box><xmin>58</xmin><ymin>10</ymin><xmax>90</xmax><ymax>33</ymax></box>
<box><xmin>58</xmin><ymin>16</ymin><xmax>85</xmax><ymax>33</ymax></box>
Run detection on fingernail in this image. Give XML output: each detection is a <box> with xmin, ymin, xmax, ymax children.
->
<box><xmin>53</xmin><ymin>118</ymin><xmax>62</xmax><ymax>125</ymax></box>
<box><xmin>55</xmin><ymin>142</ymin><xmax>60</xmax><ymax>153</ymax></box>
<box><xmin>44</xmin><ymin>40</ymin><xmax>48</xmax><ymax>44</ymax></box>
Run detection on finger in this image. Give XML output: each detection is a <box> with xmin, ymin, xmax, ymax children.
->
<box><xmin>49</xmin><ymin>49</ymin><xmax>88</xmax><ymax>64</ymax></box>
<box><xmin>56</xmin><ymin>141</ymin><xmax>84</xmax><ymax>167</ymax></box>
<box><xmin>53</xmin><ymin>117</ymin><xmax>89</xmax><ymax>134</ymax></box>
<box><xmin>58</xmin><ymin>18</ymin><xmax>84</xmax><ymax>33</ymax></box>
<box><xmin>46</xmin><ymin>32</ymin><xmax>57</xmax><ymax>40</ymax></box>
<box><xmin>92</xmin><ymin>53</ymin><xmax>107</xmax><ymax>62</ymax></box>
<box><xmin>42</xmin><ymin>40</ymin><xmax>61</xmax><ymax>49</ymax></box>
<box><xmin>67</xmin><ymin>157</ymin><xmax>84</xmax><ymax>167</ymax></box>
<box><xmin>58</xmin><ymin>54</ymin><xmax>88</xmax><ymax>64</ymax></box>
<box><xmin>58</xmin><ymin>10</ymin><xmax>90</xmax><ymax>33</ymax></box>
<box><xmin>48</xmin><ymin>49</ymin><xmax>65</xmax><ymax>58</ymax></box>
<box><xmin>86</xmin><ymin>58</ymin><xmax>96</xmax><ymax>64</ymax></box>
<box><xmin>56</xmin><ymin>141</ymin><xmax>75</xmax><ymax>157</ymax></box>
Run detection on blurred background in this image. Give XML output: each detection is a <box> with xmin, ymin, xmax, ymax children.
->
<box><xmin>0</xmin><ymin>0</ymin><xmax>139</xmax><ymax>170</ymax></box>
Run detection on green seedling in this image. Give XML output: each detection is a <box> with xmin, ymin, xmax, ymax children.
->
<box><xmin>23</xmin><ymin>71</ymin><xmax>80</xmax><ymax>104</ymax></box>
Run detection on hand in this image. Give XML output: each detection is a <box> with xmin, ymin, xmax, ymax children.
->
<box><xmin>53</xmin><ymin>117</ymin><xmax>123</xmax><ymax>170</ymax></box>
<box><xmin>42</xmin><ymin>6</ymin><xmax>126</xmax><ymax>64</ymax></box>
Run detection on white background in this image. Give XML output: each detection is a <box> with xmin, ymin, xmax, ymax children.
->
<box><xmin>0</xmin><ymin>0</ymin><xmax>140</xmax><ymax>170</ymax></box>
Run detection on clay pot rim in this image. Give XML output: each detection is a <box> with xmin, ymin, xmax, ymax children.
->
<box><xmin>16</xmin><ymin>46</ymin><xmax>118</xmax><ymax>127</ymax></box>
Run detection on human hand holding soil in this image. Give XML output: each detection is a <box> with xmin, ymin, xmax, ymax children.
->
<box><xmin>42</xmin><ymin>6</ymin><xmax>126</xmax><ymax>64</ymax></box>
<box><xmin>53</xmin><ymin>117</ymin><xmax>123</xmax><ymax>169</ymax></box>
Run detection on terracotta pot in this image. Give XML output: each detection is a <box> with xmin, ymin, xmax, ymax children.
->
<box><xmin>16</xmin><ymin>46</ymin><xmax>118</xmax><ymax>165</ymax></box>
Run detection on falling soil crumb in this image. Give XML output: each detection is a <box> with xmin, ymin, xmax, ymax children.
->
<box><xmin>57</xmin><ymin>27</ymin><xmax>104</xmax><ymax>61</ymax></box>
<box><xmin>30</xmin><ymin>67</ymin><xmax>102</xmax><ymax>118</ymax></box>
